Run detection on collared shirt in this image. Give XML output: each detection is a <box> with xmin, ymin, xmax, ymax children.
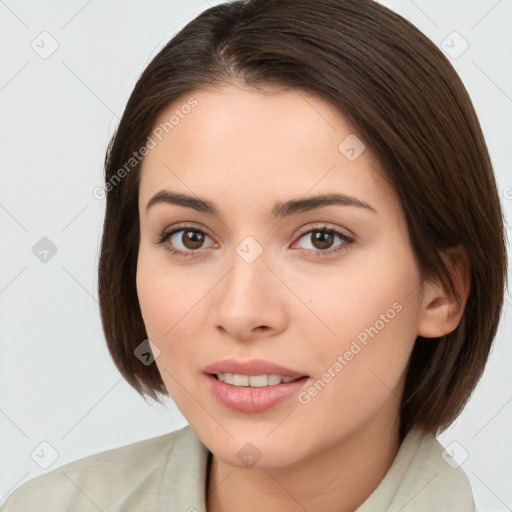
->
<box><xmin>1</xmin><ymin>424</ymin><xmax>475</xmax><ymax>511</ymax></box>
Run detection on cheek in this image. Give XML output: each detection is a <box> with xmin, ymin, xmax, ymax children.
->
<box><xmin>300</xmin><ymin>242</ymin><xmax>421</xmax><ymax>390</ymax></box>
<box><xmin>136</xmin><ymin>249</ymin><xmax>175</xmax><ymax>353</ymax></box>
<box><xmin>136</xmin><ymin>262</ymin><xmax>196</xmax><ymax>402</ymax></box>
<box><xmin>136</xmin><ymin>263</ymin><xmax>168</xmax><ymax>340</ymax></box>
<box><xmin>136</xmin><ymin>244</ymin><xmax>189</xmax><ymax>333</ymax></box>
<box><xmin>301</xmin><ymin>246</ymin><xmax>418</xmax><ymax>344</ymax></box>
<box><xmin>135</xmin><ymin>250</ymin><xmax>212</xmax><ymax>374</ymax></box>
<box><xmin>294</xmin><ymin>292</ymin><xmax>419</xmax><ymax>441</ymax></box>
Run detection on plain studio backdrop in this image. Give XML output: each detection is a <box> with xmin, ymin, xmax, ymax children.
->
<box><xmin>0</xmin><ymin>0</ymin><xmax>511</xmax><ymax>510</ymax></box>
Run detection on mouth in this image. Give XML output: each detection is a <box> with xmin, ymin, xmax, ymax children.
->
<box><xmin>210</xmin><ymin>372</ymin><xmax>309</xmax><ymax>387</ymax></box>
<box><xmin>204</xmin><ymin>372</ymin><xmax>311</xmax><ymax>413</ymax></box>
<box><xmin>202</xmin><ymin>358</ymin><xmax>310</xmax><ymax>412</ymax></box>
<box><xmin>202</xmin><ymin>358</ymin><xmax>309</xmax><ymax>381</ymax></box>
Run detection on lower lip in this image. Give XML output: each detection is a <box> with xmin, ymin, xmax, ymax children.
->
<box><xmin>205</xmin><ymin>374</ymin><xmax>310</xmax><ymax>413</ymax></box>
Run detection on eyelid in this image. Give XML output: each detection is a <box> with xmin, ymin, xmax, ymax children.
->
<box><xmin>154</xmin><ymin>221</ymin><xmax>356</xmax><ymax>257</ymax></box>
<box><xmin>154</xmin><ymin>222</ymin><xmax>218</xmax><ymax>249</ymax></box>
<box><xmin>294</xmin><ymin>222</ymin><xmax>354</xmax><ymax>240</ymax></box>
<box><xmin>158</xmin><ymin>221</ymin><xmax>354</xmax><ymax>241</ymax></box>
<box><xmin>159</xmin><ymin>222</ymin><xmax>216</xmax><ymax>241</ymax></box>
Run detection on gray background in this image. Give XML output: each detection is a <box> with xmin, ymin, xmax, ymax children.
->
<box><xmin>1</xmin><ymin>1</ymin><xmax>511</xmax><ymax>510</ymax></box>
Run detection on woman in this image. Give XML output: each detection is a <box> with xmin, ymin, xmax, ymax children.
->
<box><xmin>3</xmin><ymin>0</ymin><xmax>506</xmax><ymax>510</ymax></box>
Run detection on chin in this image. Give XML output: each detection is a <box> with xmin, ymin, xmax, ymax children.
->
<box><xmin>206</xmin><ymin>433</ymin><xmax>307</xmax><ymax>470</ymax></box>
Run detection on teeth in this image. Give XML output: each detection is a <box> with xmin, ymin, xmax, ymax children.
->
<box><xmin>216</xmin><ymin>373</ymin><xmax>301</xmax><ymax>387</ymax></box>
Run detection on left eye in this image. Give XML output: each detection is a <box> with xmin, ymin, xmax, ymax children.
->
<box><xmin>295</xmin><ymin>227</ymin><xmax>352</xmax><ymax>253</ymax></box>
<box><xmin>156</xmin><ymin>225</ymin><xmax>354</xmax><ymax>257</ymax></box>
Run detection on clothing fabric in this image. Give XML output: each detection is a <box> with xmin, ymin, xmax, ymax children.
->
<box><xmin>1</xmin><ymin>424</ymin><xmax>475</xmax><ymax>511</ymax></box>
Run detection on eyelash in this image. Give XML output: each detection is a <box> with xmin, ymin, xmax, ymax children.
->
<box><xmin>154</xmin><ymin>223</ymin><xmax>355</xmax><ymax>259</ymax></box>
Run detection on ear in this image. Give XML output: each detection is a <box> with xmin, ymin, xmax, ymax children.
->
<box><xmin>417</xmin><ymin>245</ymin><xmax>471</xmax><ymax>338</ymax></box>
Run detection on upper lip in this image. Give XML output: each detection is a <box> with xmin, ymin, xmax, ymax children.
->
<box><xmin>203</xmin><ymin>358</ymin><xmax>308</xmax><ymax>378</ymax></box>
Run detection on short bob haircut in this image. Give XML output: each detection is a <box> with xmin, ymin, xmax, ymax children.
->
<box><xmin>98</xmin><ymin>0</ymin><xmax>508</xmax><ymax>443</ymax></box>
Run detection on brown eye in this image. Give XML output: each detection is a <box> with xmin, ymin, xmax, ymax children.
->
<box><xmin>157</xmin><ymin>226</ymin><xmax>215</xmax><ymax>256</ymax></box>
<box><xmin>293</xmin><ymin>225</ymin><xmax>355</xmax><ymax>257</ymax></box>
<box><xmin>179</xmin><ymin>230</ymin><xmax>206</xmax><ymax>250</ymax></box>
<box><xmin>156</xmin><ymin>224</ymin><xmax>354</xmax><ymax>259</ymax></box>
<box><xmin>309</xmin><ymin>231</ymin><xmax>336</xmax><ymax>250</ymax></box>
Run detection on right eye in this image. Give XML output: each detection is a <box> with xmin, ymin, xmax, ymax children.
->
<box><xmin>155</xmin><ymin>225</ymin><xmax>216</xmax><ymax>257</ymax></box>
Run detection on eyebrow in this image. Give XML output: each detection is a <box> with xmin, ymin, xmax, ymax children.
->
<box><xmin>145</xmin><ymin>190</ymin><xmax>377</xmax><ymax>218</ymax></box>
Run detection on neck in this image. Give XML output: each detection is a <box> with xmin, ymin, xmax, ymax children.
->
<box><xmin>205</xmin><ymin>409</ymin><xmax>401</xmax><ymax>512</ymax></box>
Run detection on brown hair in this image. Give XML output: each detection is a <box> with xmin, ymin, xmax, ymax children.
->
<box><xmin>97</xmin><ymin>0</ymin><xmax>508</xmax><ymax>442</ymax></box>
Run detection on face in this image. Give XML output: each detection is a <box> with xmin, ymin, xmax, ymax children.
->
<box><xmin>136</xmin><ymin>82</ymin><xmax>425</xmax><ymax>469</ymax></box>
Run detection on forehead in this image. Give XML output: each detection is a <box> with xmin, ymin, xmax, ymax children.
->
<box><xmin>138</xmin><ymin>83</ymin><xmax>398</xmax><ymax>222</ymax></box>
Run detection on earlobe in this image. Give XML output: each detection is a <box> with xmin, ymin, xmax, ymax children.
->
<box><xmin>417</xmin><ymin>245</ymin><xmax>471</xmax><ymax>338</ymax></box>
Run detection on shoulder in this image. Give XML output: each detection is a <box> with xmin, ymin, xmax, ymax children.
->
<box><xmin>1</xmin><ymin>425</ymin><xmax>190</xmax><ymax>512</ymax></box>
<box><xmin>357</xmin><ymin>426</ymin><xmax>475</xmax><ymax>512</ymax></box>
<box><xmin>396</xmin><ymin>427</ymin><xmax>475</xmax><ymax>511</ymax></box>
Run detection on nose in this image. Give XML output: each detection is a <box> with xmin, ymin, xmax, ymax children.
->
<box><xmin>210</xmin><ymin>246</ymin><xmax>288</xmax><ymax>342</ymax></box>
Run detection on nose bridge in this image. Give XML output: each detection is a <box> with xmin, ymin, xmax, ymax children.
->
<box><xmin>211</xmin><ymin>236</ymin><xmax>286</xmax><ymax>337</ymax></box>
<box><xmin>222</xmin><ymin>237</ymin><xmax>271</xmax><ymax>309</ymax></box>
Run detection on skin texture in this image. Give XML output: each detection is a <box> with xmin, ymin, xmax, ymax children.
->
<box><xmin>136</xmin><ymin>82</ymin><xmax>469</xmax><ymax>512</ymax></box>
